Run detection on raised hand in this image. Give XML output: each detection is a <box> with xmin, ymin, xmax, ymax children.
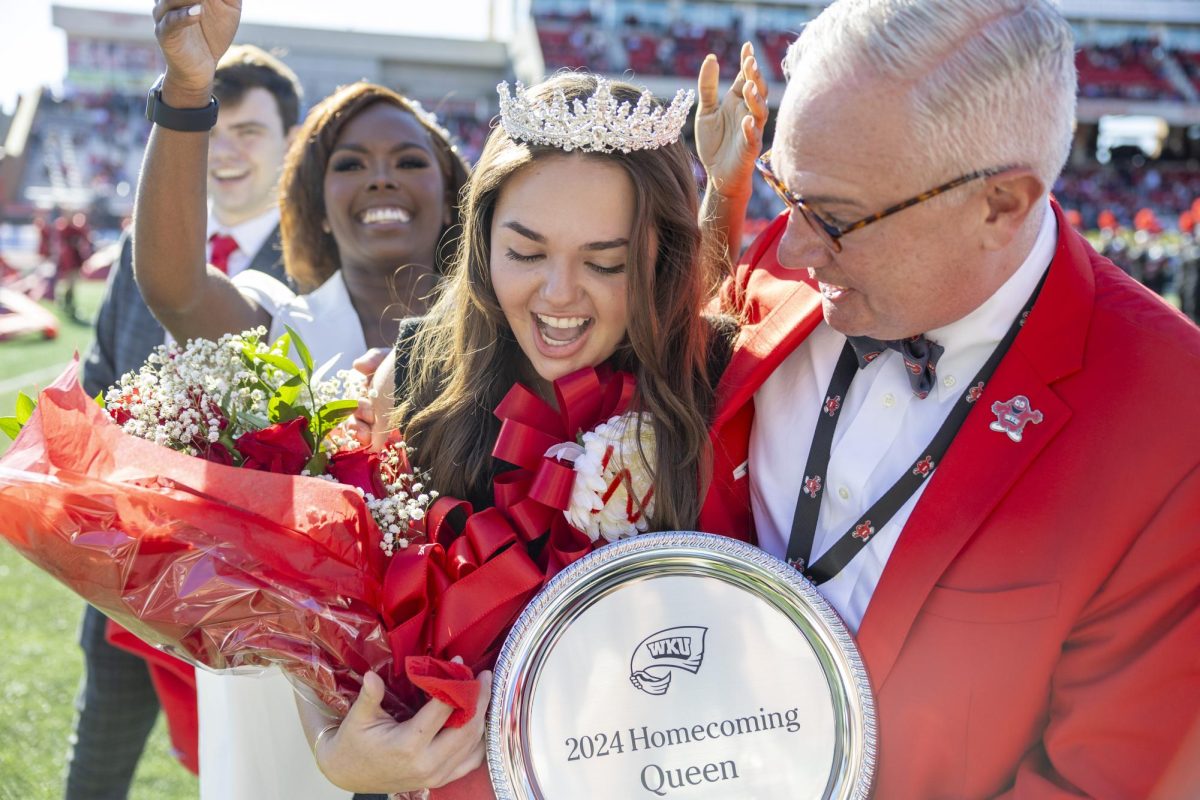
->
<box><xmin>695</xmin><ymin>42</ymin><xmax>769</xmax><ymax>202</ymax></box>
<box><xmin>345</xmin><ymin>348</ymin><xmax>400</xmax><ymax>452</ymax></box>
<box><xmin>315</xmin><ymin>669</ymin><xmax>492</xmax><ymax>793</ymax></box>
<box><xmin>152</xmin><ymin>0</ymin><xmax>243</xmax><ymax>101</ymax></box>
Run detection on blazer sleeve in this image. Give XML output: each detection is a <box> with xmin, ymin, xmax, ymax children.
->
<box><xmin>392</xmin><ymin>317</ymin><xmax>424</xmax><ymax>402</ymax></box>
<box><xmin>998</xmin><ymin>459</ymin><xmax>1200</xmax><ymax>799</ymax></box>
<box><xmin>80</xmin><ymin>232</ymin><xmax>132</xmax><ymax>398</ymax></box>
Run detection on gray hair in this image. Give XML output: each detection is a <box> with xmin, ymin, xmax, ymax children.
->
<box><xmin>783</xmin><ymin>0</ymin><xmax>1077</xmax><ymax>193</ymax></box>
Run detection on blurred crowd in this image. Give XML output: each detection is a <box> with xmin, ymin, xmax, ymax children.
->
<box><xmin>24</xmin><ymin>92</ymin><xmax>149</xmax><ymax>226</ymax></box>
<box><xmin>12</xmin><ymin>82</ymin><xmax>1200</xmax><ymax>327</ymax></box>
<box><xmin>535</xmin><ymin>14</ymin><xmax>1200</xmax><ymax>103</ymax></box>
<box><xmin>1054</xmin><ymin>167</ymin><xmax>1200</xmax><ymax>321</ymax></box>
<box><xmin>1087</xmin><ymin>224</ymin><xmax>1200</xmax><ymax>322</ymax></box>
<box><xmin>6</xmin><ymin>17</ymin><xmax>1200</xmax><ymax>329</ymax></box>
<box><xmin>1075</xmin><ymin>39</ymin><xmax>1187</xmax><ymax>102</ymax></box>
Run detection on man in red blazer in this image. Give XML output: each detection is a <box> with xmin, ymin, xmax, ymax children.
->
<box><xmin>698</xmin><ymin>1</ymin><xmax>1200</xmax><ymax>797</ymax></box>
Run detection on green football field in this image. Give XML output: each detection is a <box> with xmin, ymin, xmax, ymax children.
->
<box><xmin>0</xmin><ymin>282</ymin><xmax>197</xmax><ymax>798</ymax></box>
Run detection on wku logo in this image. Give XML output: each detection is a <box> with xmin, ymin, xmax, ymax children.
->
<box><xmin>648</xmin><ymin>636</ymin><xmax>693</xmax><ymax>658</ymax></box>
<box><xmin>629</xmin><ymin>626</ymin><xmax>707</xmax><ymax>696</ymax></box>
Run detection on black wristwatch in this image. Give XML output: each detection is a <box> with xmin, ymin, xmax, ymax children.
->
<box><xmin>145</xmin><ymin>74</ymin><xmax>219</xmax><ymax>132</ymax></box>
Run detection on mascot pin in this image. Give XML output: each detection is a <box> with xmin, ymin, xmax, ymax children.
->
<box><xmin>989</xmin><ymin>395</ymin><xmax>1043</xmax><ymax>442</ymax></box>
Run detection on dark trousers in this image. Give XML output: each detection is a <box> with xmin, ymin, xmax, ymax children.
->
<box><xmin>65</xmin><ymin>604</ymin><xmax>160</xmax><ymax>800</ymax></box>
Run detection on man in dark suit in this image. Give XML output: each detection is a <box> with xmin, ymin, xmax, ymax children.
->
<box><xmin>67</xmin><ymin>44</ymin><xmax>303</xmax><ymax>800</ymax></box>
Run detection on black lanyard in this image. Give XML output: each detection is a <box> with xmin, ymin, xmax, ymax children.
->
<box><xmin>786</xmin><ymin>274</ymin><xmax>1046</xmax><ymax>584</ymax></box>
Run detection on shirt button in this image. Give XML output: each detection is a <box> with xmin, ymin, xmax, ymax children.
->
<box><xmin>838</xmin><ymin>486</ymin><xmax>850</xmax><ymax>500</ymax></box>
<box><xmin>943</xmin><ymin>375</ymin><xmax>957</xmax><ymax>388</ymax></box>
<box><xmin>882</xmin><ymin>393</ymin><xmax>896</xmax><ymax>408</ymax></box>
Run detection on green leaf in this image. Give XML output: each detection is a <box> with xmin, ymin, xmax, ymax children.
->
<box><xmin>318</xmin><ymin>398</ymin><xmax>360</xmax><ymax>418</ymax></box>
<box><xmin>310</xmin><ymin>400</ymin><xmax>360</xmax><ymax>449</ymax></box>
<box><xmin>284</xmin><ymin>324</ymin><xmax>314</xmax><ymax>376</ymax></box>
<box><xmin>320</xmin><ymin>406</ymin><xmax>357</xmax><ymax>426</ymax></box>
<box><xmin>238</xmin><ymin>410</ymin><xmax>271</xmax><ymax>430</ymax></box>
<box><xmin>299</xmin><ymin>421</ymin><xmax>316</xmax><ymax>451</ymax></box>
<box><xmin>239</xmin><ymin>349</ymin><xmax>265</xmax><ymax>379</ymax></box>
<box><xmin>304</xmin><ymin>451</ymin><xmax>329</xmax><ymax>476</ymax></box>
<box><xmin>218</xmin><ymin>429</ymin><xmax>240</xmax><ymax>454</ymax></box>
<box><xmin>269</xmin><ymin>331</ymin><xmax>292</xmax><ymax>359</ymax></box>
<box><xmin>268</xmin><ymin>398</ymin><xmax>304</xmax><ymax>424</ymax></box>
<box><xmin>0</xmin><ymin>417</ymin><xmax>22</xmax><ymax>440</ymax></box>
<box><xmin>94</xmin><ymin>391</ymin><xmax>106</xmax><ymax>409</ymax></box>
<box><xmin>15</xmin><ymin>392</ymin><xmax>35</xmax><ymax>425</ymax></box>
<box><xmin>273</xmin><ymin>374</ymin><xmax>304</xmax><ymax>407</ymax></box>
<box><xmin>252</xmin><ymin>352</ymin><xmax>302</xmax><ymax>377</ymax></box>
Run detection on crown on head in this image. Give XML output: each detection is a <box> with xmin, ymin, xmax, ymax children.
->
<box><xmin>497</xmin><ymin>78</ymin><xmax>695</xmax><ymax>154</ymax></box>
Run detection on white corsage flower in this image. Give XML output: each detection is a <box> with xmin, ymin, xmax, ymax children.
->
<box><xmin>558</xmin><ymin>411</ymin><xmax>656</xmax><ymax>543</ymax></box>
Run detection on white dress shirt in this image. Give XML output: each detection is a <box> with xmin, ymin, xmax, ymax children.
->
<box><xmin>749</xmin><ymin>201</ymin><xmax>1057</xmax><ymax>631</ymax></box>
<box><xmin>233</xmin><ymin>269</ymin><xmax>368</xmax><ymax>373</ymax></box>
<box><xmin>206</xmin><ymin>206</ymin><xmax>280</xmax><ymax>278</ymax></box>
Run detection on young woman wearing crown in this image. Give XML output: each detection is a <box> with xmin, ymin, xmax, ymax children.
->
<box><xmin>307</xmin><ymin>58</ymin><xmax>768</xmax><ymax>799</ymax></box>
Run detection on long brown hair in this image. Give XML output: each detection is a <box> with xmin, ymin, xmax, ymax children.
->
<box><xmin>278</xmin><ymin>82</ymin><xmax>471</xmax><ymax>292</ymax></box>
<box><xmin>397</xmin><ymin>73</ymin><xmax>717</xmax><ymax>531</ymax></box>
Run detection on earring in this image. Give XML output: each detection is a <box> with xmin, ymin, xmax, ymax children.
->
<box><xmin>321</xmin><ymin>220</ymin><xmax>331</xmax><ymax>234</ymax></box>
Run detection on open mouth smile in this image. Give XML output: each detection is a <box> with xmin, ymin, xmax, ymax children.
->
<box><xmin>358</xmin><ymin>206</ymin><xmax>413</xmax><ymax>225</ymax></box>
<box><xmin>534</xmin><ymin>312</ymin><xmax>593</xmax><ymax>348</ymax></box>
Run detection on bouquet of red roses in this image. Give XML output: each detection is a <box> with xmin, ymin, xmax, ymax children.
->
<box><xmin>0</xmin><ymin>330</ymin><xmax>526</xmax><ymax>731</ymax></box>
<box><xmin>0</xmin><ymin>328</ymin><xmax>660</xmax><ymax>770</ymax></box>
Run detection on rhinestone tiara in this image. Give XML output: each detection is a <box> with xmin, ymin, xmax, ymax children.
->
<box><xmin>404</xmin><ymin>98</ymin><xmax>457</xmax><ymax>150</ymax></box>
<box><xmin>496</xmin><ymin>78</ymin><xmax>695</xmax><ymax>154</ymax></box>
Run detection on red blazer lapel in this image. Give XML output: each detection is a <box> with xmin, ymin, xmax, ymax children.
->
<box><xmin>856</xmin><ymin>201</ymin><xmax>1093</xmax><ymax>687</ymax></box>
<box><xmin>713</xmin><ymin>213</ymin><xmax>824</xmax><ymax>430</ymax></box>
<box><xmin>700</xmin><ymin>213</ymin><xmax>823</xmax><ymax>539</ymax></box>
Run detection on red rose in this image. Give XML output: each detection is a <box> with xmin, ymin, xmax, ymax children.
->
<box><xmin>200</xmin><ymin>442</ymin><xmax>235</xmax><ymax>466</ymax></box>
<box><xmin>327</xmin><ymin>447</ymin><xmax>388</xmax><ymax>498</ymax></box>
<box><xmin>234</xmin><ymin>418</ymin><xmax>312</xmax><ymax>475</ymax></box>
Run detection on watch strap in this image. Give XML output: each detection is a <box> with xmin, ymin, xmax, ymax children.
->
<box><xmin>145</xmin><ymin>75</ymin><xmax>219</xmax><ymax>132</ymax></box>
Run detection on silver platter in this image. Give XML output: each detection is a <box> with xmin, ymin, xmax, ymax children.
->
<box><xmin>487</xmin><ymin>531</ymin><xmax>876</xmax><ymax>799</ymax></box>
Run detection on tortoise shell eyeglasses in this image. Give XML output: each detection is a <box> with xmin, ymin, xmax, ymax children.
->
<box><xmin>754</xmin><ymin>149</ymin><xmax>1014</xmax><ymax>253</ymax></box>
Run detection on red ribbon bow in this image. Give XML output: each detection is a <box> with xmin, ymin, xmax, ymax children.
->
<box><xmin>490</xmin><ymin>366</ymin><xmax>636</xmax><ymax>577</ymax></box>
<box><xmin>377</xmin><ymin>502</ymin><xmax>544</xmax><ymax>723</ymax></box>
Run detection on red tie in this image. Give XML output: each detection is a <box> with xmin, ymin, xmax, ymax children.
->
<box><xmin>208</xmin><ymin>233</ymin><xmax>239</xmax><ymax>274</ymax></box>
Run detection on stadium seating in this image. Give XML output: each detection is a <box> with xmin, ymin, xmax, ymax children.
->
<box><xmin>756</xmin><ymin>30</ymin><xmax>795</xmax><ymax>81</ymax></box>
<box><xmin>1075</xmin><ymin>40</ymin><xmax>1184</xmax><ymax>101</ymax></box>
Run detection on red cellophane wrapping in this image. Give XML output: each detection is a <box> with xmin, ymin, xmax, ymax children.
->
<box><xmin>0</xmin><ymin>366</ymin><xmax>544</xmax><ymax>724</ymax></box>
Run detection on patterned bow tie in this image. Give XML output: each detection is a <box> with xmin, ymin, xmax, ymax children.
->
<box><xmin>847</xmin><ymin>334</ymin><xmax>945</xmax><ymax>398</ymax></box>
<box><xmin>208</xmin><ymin>233</ymin><xmax>239</xmax><ymax>274</ymax></box>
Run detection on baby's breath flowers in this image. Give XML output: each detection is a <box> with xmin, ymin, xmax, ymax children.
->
<box><xmin>366</xmin><ymin>443</ymin><xmax>437</xmax><ymax>556</ymax></box>
<box><xmin>104</xmin><ymin>329</ymin><xmax>274</xmax><ymax>457</ymax></box>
